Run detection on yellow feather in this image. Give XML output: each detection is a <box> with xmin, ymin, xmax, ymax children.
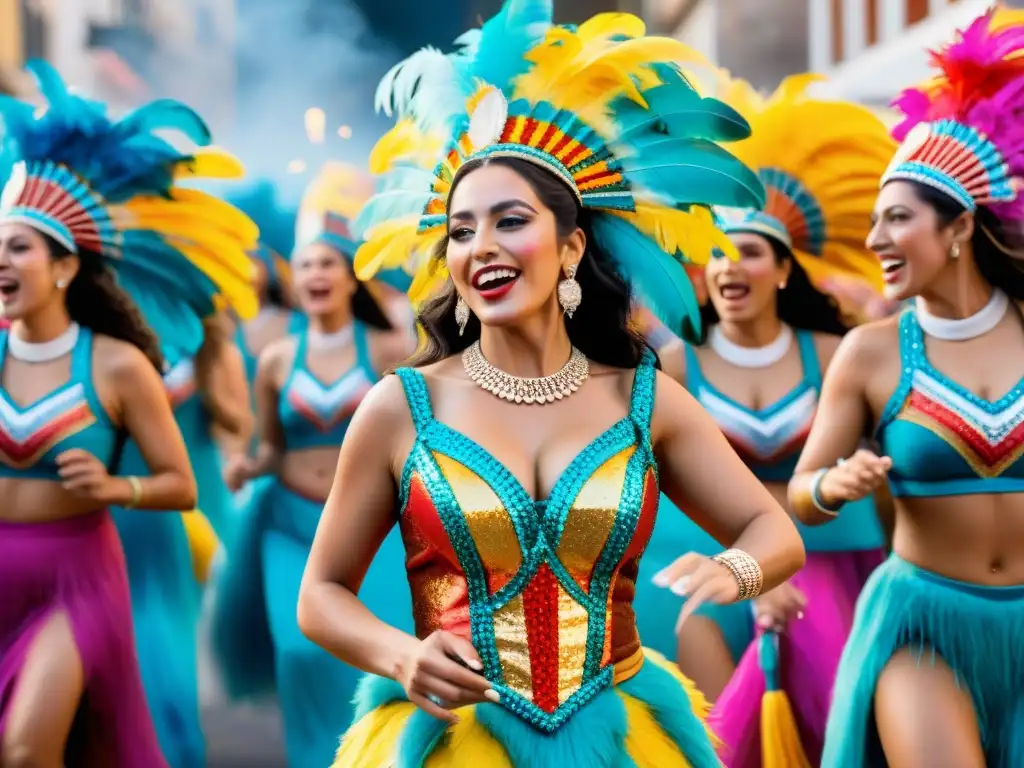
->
<box><xmin>181</xmin><ymin>511</ymin><xmax>219</xmax><ymax>584</ymax></box>
<box><xmin>300</xmin><ymin>162</ymin><xmax>374</xmax><ymax>220</ymax></box>
<box><xmin>173</xmin><ymin>148</ymin><xmax>246</xmax><ymax>180</ymax></box>
<box><xmin>369</xmin><ymin>119</ymin><xmax>443</xmax><ymax>174</ymax></box>
<box><xmin>353</xmin><ymin>216</ymin><xmax>434</xmax><ymax>280</ymax></box>
<box><xmin>614</xmin><ymin>202</ymin><xmax>738</xmax><ymax>265</ymax></box>
<box><xmin>576</xmin><ymin>12</ymin><xmax>647</xmax><ymax>42</ymax></box>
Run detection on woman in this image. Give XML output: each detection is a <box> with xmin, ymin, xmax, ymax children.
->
<box><xmin>790</xmin><ymin>9</ymin><xmax>1024</xmax><ymax>767</ymax></box>
<box><xmin>0</xmin><ymin>60</ymin><xmax>256</xmax><ymax>766</ymax></box>
<box><xmin>668</xmin><ymin>74</ymin><xmax>894</xmax><ymax>767</ymax></box>
<box><xmin>297</xmin><ymin>5</ymin><xmax>804</xmax><ymax>766</ymax></box>
<box><xmin>213</xmin><ymin>165</ymin><xmax>414</xmax><ymax>768</ymax></box>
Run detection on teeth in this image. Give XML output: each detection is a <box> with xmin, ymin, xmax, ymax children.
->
<box><xmin>477</xmin><ymin>268</ymin><xmax>518</xmax><ymax>286</ymax></box>
<box><xmin>881</xmin><ymin>258</ymin><xmax>905</xmax><ymax>273</ymax></box>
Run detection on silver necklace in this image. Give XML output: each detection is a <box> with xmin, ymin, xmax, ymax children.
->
<box><xmin>709</xmin><ymin>324</ymin><xmax>793</xmax><ymax>368</ymax></box>
<box><xmin>307</xmin><ymin>324</ymin><xmax>354</xmax><ymax>351</ymax></box>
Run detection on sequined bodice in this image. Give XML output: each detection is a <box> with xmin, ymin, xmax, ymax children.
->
<box><xmin>877</xmin><ymin>310</ymin><xmax>1024</xmax><ymax>497</ymax></box>
<box><xmin>394</xmin><ymin>352</ymin><xmax>659</xmax><ymax>732</ymax></box>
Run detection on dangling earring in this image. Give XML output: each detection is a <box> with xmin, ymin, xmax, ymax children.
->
<box><xmin>777</xmin><ymin>281</ymin><xmax>787</xmax><ymax>290</ymax></box>
<box><xmin>56</xmin><ymin>279</ymin><xmax>68</xmax><ymax>289</ymax></box>
<box><xmin>950</xmin><ymin>242</ymin><xmax>961</xmax><ymax>260</ymax></box>
<box><xmin>455</xmin><ymin>295</ymin><xmax>470</xmax><ymax>336</ymax></box>
<box><xmin>558</xmin><ymin>263</ymin><xmax>582</xmax><ymax>318</ymax></box>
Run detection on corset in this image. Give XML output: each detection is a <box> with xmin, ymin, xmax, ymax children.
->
<box><xmin>393</xmin><ymin>352</ymin><xmax>660</xmax><ymax>732</ymax></box>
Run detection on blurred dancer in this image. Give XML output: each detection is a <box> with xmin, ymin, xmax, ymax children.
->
<box><xmin>297</xmin><ymin>3</ymin><xmax>804</xmax><ymax>766</ymax></box>
<box><xmin>791</xmin><ymin>9</ymin><xmax>1024</xmax><ymax>766</ymax></box>
<box><xmin>0</xmin><ymin>60</ymin><xmax>254</xmax><ymax>767</ymax></box>
<box><xmin>213</xmin><ymin>164</ymin><xmax>413</xmax><ymax>768</ymax></box>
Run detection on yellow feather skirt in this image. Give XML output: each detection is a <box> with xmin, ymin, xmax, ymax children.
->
<box><xmin>181</xmin><ymin>510</ymin><xmax>219</xmax><ymax>584</ymax></box>
<box><xmin>334</xmin><ymin>650</ymin><xmax>722</xmax><ymax>768</ymax></box>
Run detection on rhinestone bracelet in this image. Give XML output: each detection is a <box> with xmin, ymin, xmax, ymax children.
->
<box><xmin>711</xmin><ymin>548</ymin><xmax>764</xmax><ymax>601</ymax></box>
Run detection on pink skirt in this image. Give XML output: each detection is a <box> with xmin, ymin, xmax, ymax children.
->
<box><xmin>711</xmin><ymin>548</ymin><xmax>885</xmax><ymax>767</ymax></box>
<box><xmin>0</xmin><ymin>510</ymin><xmax>166</xmax><ymax>767</ymax></box>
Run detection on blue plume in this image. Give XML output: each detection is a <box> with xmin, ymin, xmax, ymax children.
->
<box><xmin>591</xmin><ymin>215</ymin><xmax>703</xmax><ymax>344</ymax></box>
<box><xmin>467</xmin><ymin>0</ymin><xmax>553</xmax><ymax>90</ymax></box>
<box><xmin>223</xmin><ymin>181</ymin><xmax>296</xmax><ymax>259</ymax></box>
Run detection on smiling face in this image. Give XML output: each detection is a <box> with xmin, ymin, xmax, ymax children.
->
<box><xmin>868</xmin><ymin>180</ymin><xmax>967</xmax><ymax>301</ymax></box>
<box><xmin>446</xmin><ymin>162</ymin><xmax>583</xmax><ymax>330</ymax></box>
<box><xmin>705</xmin><ymin>232</ymin><xmax>790</xmax><ymax>324</ymax></box>
<box><xmin>0</xmin><ymin>222</ymin><xmax>79</xmax><ymax>320</ymax></box>
<box><xmin>291</xmin><ymin>242</ymin><xmax>356</xmax><ymax>316</ymax></box>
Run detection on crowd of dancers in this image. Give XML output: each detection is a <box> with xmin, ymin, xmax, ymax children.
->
<box><xmin>0</xmin><ymin>2</ymin><xmax>1023</xmax><ymax>766</ymax></box>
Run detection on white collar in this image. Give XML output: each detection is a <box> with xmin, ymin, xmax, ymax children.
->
<box><xmin>709</xmin><ymin>324</ymin><xmax>793</xmax><ymax>368</ymax></box>
<box><xmin>8</xmin><ymin>322</ymin><xmax>80</xmax><ymax>363</ymax></box>
<box><xmin>915</xmin><ymin>289</ymin><xmax>1009</xmax><ymax>341</ymax></box>
<box><xmin>307</xmin><ymin>323</ymin><xmax>354</xmax><ymax>351</ymax></box>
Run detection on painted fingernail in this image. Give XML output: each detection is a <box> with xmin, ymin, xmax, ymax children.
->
<box><xmin>484</xmin><ymin>689</ymin><xmax>500</xmax><ymax>703</ymax></box>
<box><xmin>797</xmin><ymin>611</ymin><xmax>805</xmax><ymax>620</ymax></box>
<box><xmin>670</xmin><ymin>577</ymin><xmax>690</xmax><ymax>596</ymax></box>
<box><xmin>463</xmin><ymin>657</ymin><xmax>483</xmax><ymax>670</ymax></box>
<box><xmin>652</xmin><ymin>570</ymin><xmax>671</xmax><ymax>587</ymax></box>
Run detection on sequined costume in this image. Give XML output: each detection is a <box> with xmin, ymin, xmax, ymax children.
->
<box><xmin>0</xmin><ymin>61</ymin><xmax>257</xmax><ymax>767</ymax></box>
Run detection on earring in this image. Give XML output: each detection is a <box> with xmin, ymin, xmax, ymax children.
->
<box><xmin>950</xmin><ymin>242</ymin><xmax>961</xmax><ymax>260</ymax></box>
<box><xmin>455</xmin><ymin>295</ymin><xmax>470</xmax><ymax>336</ymax></box>
<box><xmin>56</xmin><ymin>279</ymin><xmax>68</xmax><ymax>289</ymax></box>
<box><xmin>557</xmin><ymin>263</ymin><xmax>582</xmax><ymax>318</ymax></box>
<box><xmin>778</xmin><ymin>281</ymin><xmax>787</xmax><ymax>290</ymax></box>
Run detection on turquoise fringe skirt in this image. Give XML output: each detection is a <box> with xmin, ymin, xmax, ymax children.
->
<box><xmin>824</xmin><ymin>554</ymin><xmax>1024</xmax><ymax>767</ymax></box>
<box><xmin>211</xmin><ymin>478</ymin><xmax>412</xmax><ymax>768</ymax></box>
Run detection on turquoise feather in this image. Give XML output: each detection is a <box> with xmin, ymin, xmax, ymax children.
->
<box><xmin>591</xmin><ymin>215</ymin><xmax>703</xmax><ymax>344</ymax></box>
<box><xmin>467</xmin><ymin>0</ymin><xmax>553</xmax><ymax>91</ymax></box>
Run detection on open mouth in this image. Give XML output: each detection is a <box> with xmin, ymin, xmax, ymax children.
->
<box><xmin>718</xmin><ymin>282</ymin><xmax>750</xmax><ymax>300</ymax></box>
<box><xmin>0</xmin><ymin>277</ymin><xmax>20</xmax><ymax>301</ymax></box>
<box><xmin>306</xmin><ymin>286</ymin><xmax>331</xmax><ymax>301</ymax></box>
<box><xmin>880</xmin><ymin>257</ymin><xmax>906</xmax><ymax>284</ymax></box>
<box><xmin>471</xmin><ymin>266</ymin><xmax>521</xmax><ymax>300</ymax></box>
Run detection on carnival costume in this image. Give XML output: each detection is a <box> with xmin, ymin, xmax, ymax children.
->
<box><xmin>824</xmin><ymin>10</ymin><xmax>1024</xmax><ymax>766</ymax></box>
<box><xmin>211</xmin><ymin>163</ymin><xmax>413</xmax><ymax>768</ymax></box>
<box><xmin>651</xmin><ymin>72</ymin><xmax>891</xmax><ymax>768</ymax></box>
<box><xmin>0</xmin><ymin>60</ymin><xmax>256</xmax><ymax>766</ymax></box>
<box><xmin>335</xmin><ymin>1</ymin><xmax>767</xmax><ymax>765</ymax></box>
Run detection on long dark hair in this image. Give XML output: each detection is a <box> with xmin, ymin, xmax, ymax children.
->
<box><xmin>350</xmin><ymin>277</ymin><xmax>393</xmax><ymax>331</ymax></box>
<box><xmin>406</xmin><ymin>156</ymin><xmax>655</xmax><ymax>370</ymax></box>
<box><xmin>44</xmin><ymin>234</ymin><xmax>164</xmax><ymax>371</ymax></box>
<box><xmin>908</xmin><ymin>181</ymin><xmax>1024</xmax><ymax>300</ymax></box>
<box><xmin>699</xmin><ymin>235</ymin><xmax>848</xmax><ymax>338</ymax></box>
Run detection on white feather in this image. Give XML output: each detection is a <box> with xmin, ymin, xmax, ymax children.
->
<box><xmin>468</xmin><ymin>88</ymin><xmax>508</xmax><ymax>152</ymax></box>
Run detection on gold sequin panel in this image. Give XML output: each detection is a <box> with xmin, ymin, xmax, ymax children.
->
<box><xmin>433</xmin><ymin>453</ymin><xmax>522</xmax><ymax>594</ymax></box>
<box><xmin>556</xmin><ymin>446</ymin><xmax>636</xmax><ymax>593</ymax></box>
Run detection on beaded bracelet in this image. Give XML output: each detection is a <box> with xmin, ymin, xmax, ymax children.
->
<box><xmin>809</xmin><ymin>466</ymin><xmax>843</xmax><ymax>518</ymax></box>
<box><xmin>710</xmin><ymin>548</ymin><xmax>764</xmax><ymax>601</ymax></box>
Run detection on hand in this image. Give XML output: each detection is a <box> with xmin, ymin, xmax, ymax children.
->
<box><xmin>653</xmin><ymin>553</ymin><xmax>741</xmax><ymax>634</ymax></box>
<box><xmin>397</xmin><ymin>630</ymin><xmax>499</xmax><ymax>723</ymax></box>
<box><xmin>223</xmin><ymin>454</ymin><xmax>256</xmax><ymax>492</ymax></box>
<box><xmin>56</xmin><ymin>449</ymin><xmax>126</xmax><ymax>506</ymax></box>
<box><xmin>818</xmin><ymin>448</ymin><xmax>892</xmax><ymax>505</ymax></box>
<box><xmin>752</xmin><ymin>581</ymin><xmax>807</xmax><ymax>632</ymax></box>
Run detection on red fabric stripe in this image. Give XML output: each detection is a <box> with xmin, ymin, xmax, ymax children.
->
<box><xmin>536</xmin><ymin>123</ymin><xmax>559</xmax><ymax>151</ymax></box>
<box><xmin>560</xmin><ymin>143</ymin><xmax>588</xmax><ymax>167</ymax></box>
<box><xmin>0</xmin><ymin>403</ymin><xmax>94</xmax><ymax>466</ymax></box>
<box><xmin>522</xmin><ymin>563</ymin><xmax>559</xmax><ymax>713</ymax></box>
<box><xmin>520</xmin><ymin>117</ymin><xmax>540</xmax><ymax>146</ymax></box>
<box><xmin>575</xmin><ymin>167</ymin><xmax>618</xmax><ymax>188</ymax></box>
<box><xmin>909</xmin><ymin>390</ymin><xmax>1024</xmax><ymax>466</ymax></box>
<box><xmin>621</xmin><ymin>469</ymin><xmax>659</xmax><ymax>563</ymax></box>
<box><xmin>499</xmin><ymin>118</ymin><xmax>517</xmax><ymax>144</ymax></box>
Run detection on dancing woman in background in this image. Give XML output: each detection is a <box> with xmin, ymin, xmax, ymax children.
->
<box><xmin>213</xmin><ymin>165</ymin><xmax>413</xmax><ymax>768</ymax></box>
<box><xmin>297</xmin><ymin>4</ymin><xmax>804</xmax><ymax>766</ymax></box>
<box><xmin>679</xmin><ymin>74</ymin><xmax>895</xmax><ymax>768</ymax></box>
<box><xmin>0</xmin><ymin>60</ymin><xmax>255</xmax><ymax>767</ymax></box>
<box><xmin>789</xmin><ymin>9</ymin><xmax>1024</xmax><ymax>766</ymax></box>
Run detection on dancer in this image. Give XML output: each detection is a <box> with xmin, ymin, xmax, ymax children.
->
<box><xmin>298</xmin><ymin>4</ymin><xmax>804</xmax><ymax>765</ymax></box>
<box><xmin>0</xmin><ymin>60</ymin><xmax>255</xmax><ymax>766</ymax></box>
<box><xmin>213</xmin><ymin>164</ymin><xmax>414</xmax><ymax>768</ymax></box>
<box><xmin>679</xmin><ymin>73</ymin><xmax>893</xmax><ymax>767</ymax></box>
<box><xmin>790</xmin><ymin>9</ymin><xmax>1024</xmax><ymax>767</ymax></box>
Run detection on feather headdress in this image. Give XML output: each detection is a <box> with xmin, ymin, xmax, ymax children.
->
<box><xmin>884</xmin><ymin>7</ymin><xmax>1024</xmax><ymax>223</ymax></box>
<box><xmin>353</xmin><ymin>0</ymin><xmax>764</xmax><ymax>342</ymax></box>
<box><xmin>701</xmin><ymin>71</ymin><xmax>894</xmax><ymax>306</ymax></box>
<box><xmin>0</xmin><ymin>60</ymin><xmax>258</xmax><ymax>355</ymax></box>
<box><xmin>224</xmin><ymin>180</ymin><xmax>296</xmax><ymax>296</ymax></box>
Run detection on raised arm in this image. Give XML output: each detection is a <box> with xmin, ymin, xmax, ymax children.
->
<box><xmin>297</xmin><ymin>375</ymin><xmax>493</xmax><ymax>721</ymax></box>
<box><xmin>651</xmin><ymin>371</ymin><xmax>805</xmax><ymax>619</ymax></box>
<box><xmin>789</xmin><ymin>325</ymin><xmax>892</xmax><ymax>525</ymax></box>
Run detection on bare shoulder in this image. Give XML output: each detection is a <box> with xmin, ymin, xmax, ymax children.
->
<box><xmin>367</xmin><ymin>326</ymin><xmax>415</xmax><ymax>370</ymax></box>
<box><xmin>810</xmin><ymin>331</ymin><xmax>843</xmax><ymax>370</ymax></box>
<box><xmin>833</xmin><ymin>314</ymin><xmax>902</xmax><ymax>371</ymax></box>
<box><xmin>92</xmin><ymin>335</ymin><xmax>159</xmax><ymax>382</ymax></box>
<box><xmin>587</xmin><ymin>359</ymin><xmax>638</xmax><ymax>403</ymax></box>
<box><xmin>356</xmin><ymin>373</ymin><xmax>417</xmax><ymax>427</ymax></box>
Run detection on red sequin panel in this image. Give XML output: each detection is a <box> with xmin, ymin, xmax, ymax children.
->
<box><xmin>522</xmin><ymin>564</ymin><xmax>560</xmax><ymax>713</ymax></box>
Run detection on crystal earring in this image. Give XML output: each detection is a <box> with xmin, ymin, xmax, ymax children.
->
<box><xmin>950</xmin><ymin>242</ymin><xmax>961</xmax><ymax>260</ymax></box>
<box><xmin>56</xmin><ymin>279</ymin><xmax>68</xmax><ymax>289</ymax></box>
<box><xmin>455</xmin><ymin>295</ymin><xmax>470</xmax><ymax>336</ymax></box>
<box><xmin>557</xmin><ymin>263</ymin><xmax>582</xmax><ymax>318</ymax></box>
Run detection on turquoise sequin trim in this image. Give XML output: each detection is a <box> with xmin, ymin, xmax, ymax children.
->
<box><xmin>393</xmin><ymin>354</ymin><xmax>659</xmax><ymax>732</ymax></box>
<box><xmin>886</xmin><ymin>161</ymin><xmax>976</xmax><ymax>212</ymax></box>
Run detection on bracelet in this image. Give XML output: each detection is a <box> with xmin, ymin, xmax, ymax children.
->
<box><xmin>710</xmin><ymin>548</ymin><xmax>764</xmax><ymax>601</ymax></box>
<box><xmin>125</xmin><ymin>476</ymin><xmax>143</xmax><ymax>509</ymax></box>
<box><xmin>809</xmin><ymin>467</ymin><xmax>842</xmax><ymax>518</ymax></box>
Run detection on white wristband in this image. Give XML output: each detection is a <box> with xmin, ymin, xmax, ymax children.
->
<box><xmin>809</xmin><ymin>467</ymin><xmax>842</xmax><ymax>517</ymax></box>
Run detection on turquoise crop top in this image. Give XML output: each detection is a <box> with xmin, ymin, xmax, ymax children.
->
<box><xmin>687</xmin><ymin>328</ymin><xmax>884</xmax><ymax>551</ymax></box>
<box><xmin>277</xmin><ymin>322</ymin><xmax>375</xmax><ymax>451</ymax></box>
<box><xmin>0</xmin><ymin>327</ymin><xmax>121</xmax><ymax>480</ymax></box>
<box><xmin>877</xmin><ymin>309</ymin><xmax>1024</xmax><ymax>497</ymax></box>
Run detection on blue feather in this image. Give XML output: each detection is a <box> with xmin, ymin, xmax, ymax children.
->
<box><xmin>353</xmin><ymin>185</ymin><xmax>434</xmax><ymax>240</ymax></box>
<box><xmin>223</xmin><ymin>181</ymin><xmax>296</xmax><ymax>259</ymax></box>
<box><xmin>591</xmin><ymin>216</ymin><xmax>703</xmax><ymax>344</ymax></box>
<box><xmin>468</xmin><ymin>0</ymin><xmax>553</xmax><ymax>91</ymax></box>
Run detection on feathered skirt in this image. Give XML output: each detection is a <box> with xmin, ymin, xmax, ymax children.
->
<box><xmin>0</xmin><ymin>511</ymin><xmax>166</xmax><ymax>767</ymax></box>
<box><xmin>334</xmin><ymin>650</ymin><xmax>722</xmax><ymax>768</ymax></box>
<box><xmin>823</xmin><ymin>554</ymin><xmax>1024</xmax><ymax>767</ymax></box>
